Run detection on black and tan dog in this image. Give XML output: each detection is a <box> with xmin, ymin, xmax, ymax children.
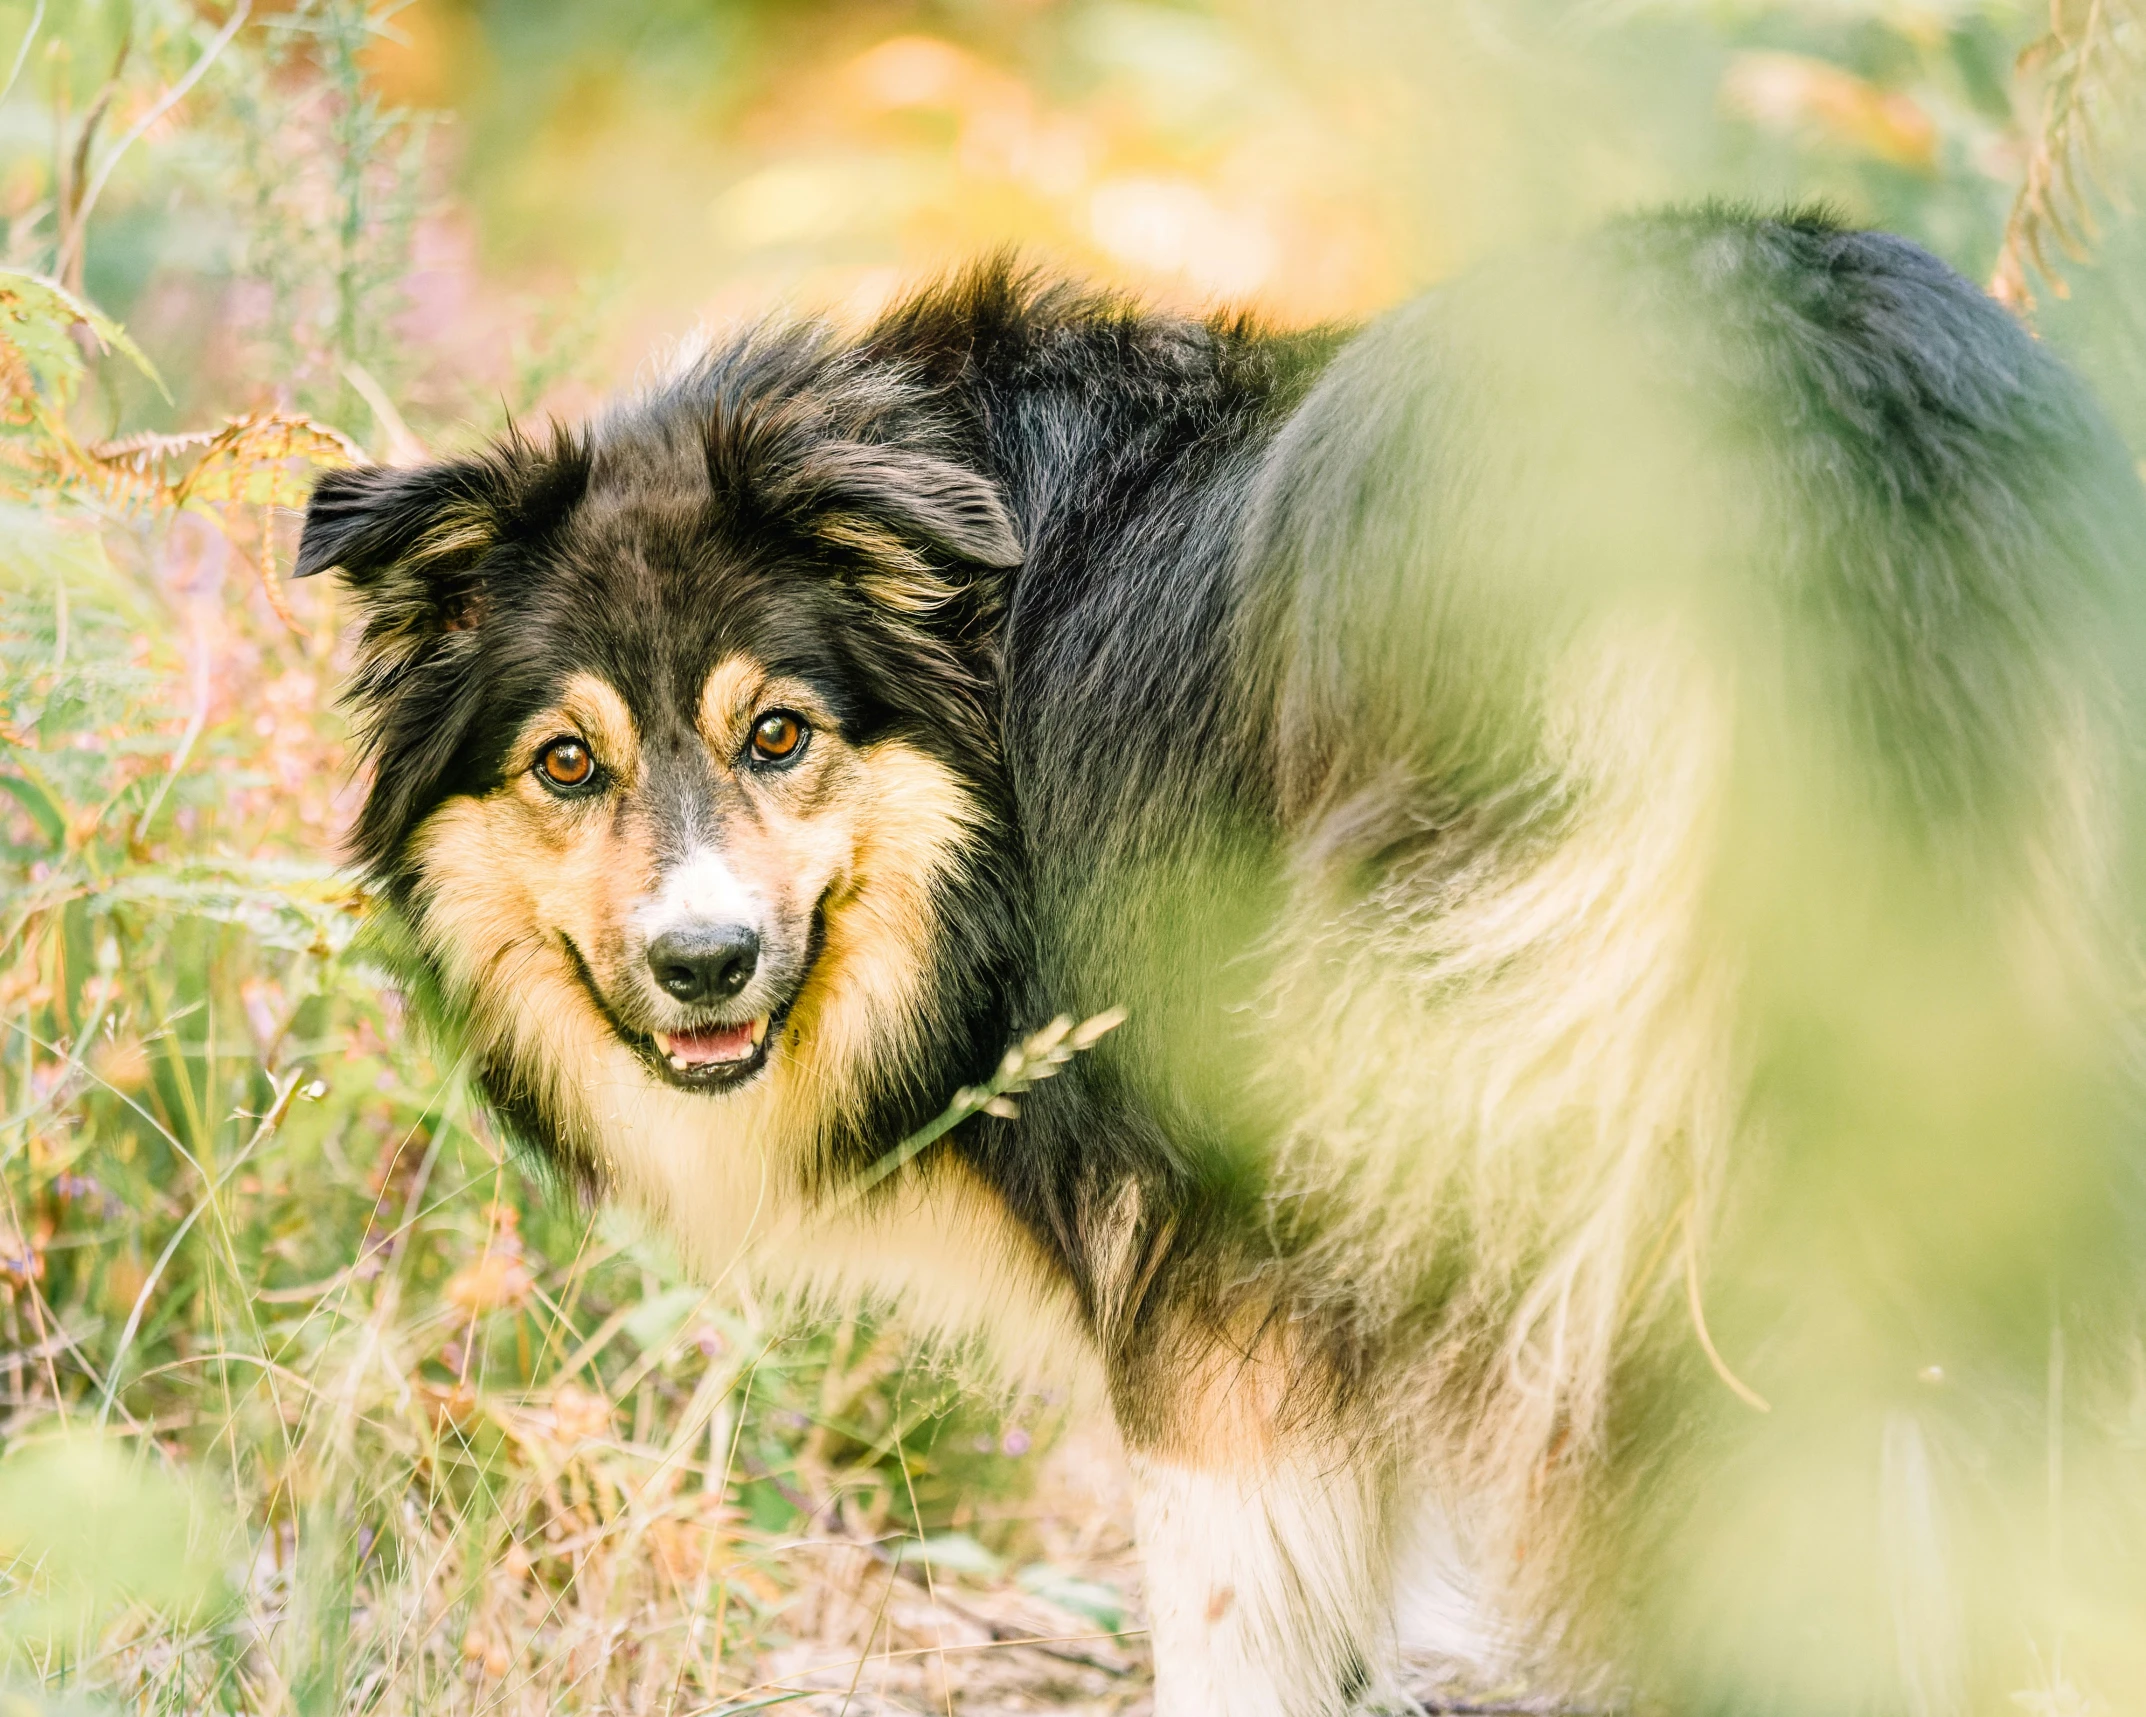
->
<box><xmin>299</xmin><ymin>209</ymin><xmax>2146</xmax><ymax>1715</ymax></box>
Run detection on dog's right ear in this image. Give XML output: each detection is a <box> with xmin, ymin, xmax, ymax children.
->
<box><xmin>295</xmin><ymin>431</ymin><xmax>589</xmax><ymax>645</ymax></box>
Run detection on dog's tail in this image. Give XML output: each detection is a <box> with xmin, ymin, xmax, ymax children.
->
<box><xmin>1233</xmin><ymin>207</ymin><xmax>2146</xmax><ymax>1707</ymax></box>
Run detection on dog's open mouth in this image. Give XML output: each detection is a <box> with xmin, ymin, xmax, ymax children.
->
<box><xmin>559</xmin><ymin>934</ymin><xmax>793</xmax><ymax>1094</ymax></box>
<box><xmin>660</xmin><ymin>1017</ymin><xmax>767</xmax><ymax>1069</ymax></box>
<box><xmin>654</xmin><ymin>1016</ymin><xmax>772</xmax><ymax>1089</ymax></box>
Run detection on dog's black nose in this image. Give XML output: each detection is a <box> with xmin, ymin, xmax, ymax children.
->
<box><xmin>647</xmin><ymin>924</ymin><xmax>760</xmax><ymax>1004</ymax></box>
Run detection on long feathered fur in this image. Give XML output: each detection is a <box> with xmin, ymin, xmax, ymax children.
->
<box><xmin>302</xmin><ymin>209</ymin><xmax>2146</xmax><ymax>1714</ymax></box>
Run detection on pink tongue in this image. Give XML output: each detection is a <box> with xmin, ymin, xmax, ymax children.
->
<box><xmin>665</xmin><ymin>1023</ymin><xmax>756</xmax><ymax>1065</ymax></box>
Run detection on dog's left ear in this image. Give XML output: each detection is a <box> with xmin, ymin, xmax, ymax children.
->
<box><xmin>779</xmin><ymin>441</ymin><xmax>1023</xmax><ymax>613</ymax></box>
<box><xmin>295</xmin><ymin>433</ymin><xmax>588</xmax><ymax>639</ymax></box>
<box><xmin>298</xmin><ymin>460</ymin><xmax>493</xmax><ymax>589</ymax></box>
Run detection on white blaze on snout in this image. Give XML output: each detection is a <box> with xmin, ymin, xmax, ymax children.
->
<box><xmin>634</xmin><ymin>847</ymin><xmax>766</xmax><ymax>948</ymax></box>
<box><xmin>635</xmin><ymin>848</ymin><xmax>775</xmax><ymax>1071</ymax></box>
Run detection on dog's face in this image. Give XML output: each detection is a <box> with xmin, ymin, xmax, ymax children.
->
<box><xmin>422</xmin><ymin>648</ymin><xmax>887</xmax><ymax>1095</ymax></box>
<box><xmin>299</xmin><ymin>352</ymin><xmax>1023</xmax><ymax>1177</ymax></box>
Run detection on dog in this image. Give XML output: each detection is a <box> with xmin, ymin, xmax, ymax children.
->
<box><xmin>299</xmin><ymin>207</ymin><xmax>2146</xmax><ymax>1715</ymax></box>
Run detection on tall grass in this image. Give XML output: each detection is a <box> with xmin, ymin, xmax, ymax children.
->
<box><xmin>0</xmin><ymin>20</ymin><xmax>1132</xmax><ymax>1714</ymax></box>
<box><xmin>0</xmin><ymin>364</ymin><xmax>1131</xmax><ymax>1711</ymax></box>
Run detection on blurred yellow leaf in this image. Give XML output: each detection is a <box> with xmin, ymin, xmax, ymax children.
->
<box><xmin>1723</xmin><ymin>52</ymin><xmax>1938</xmax><ymax>171</ymax></box>
<box><xmin>0</xmin><ymin>270</ymin><xmax>167</xmax><ymax>418</ymax></box>
<box><xmin>550</xmin><ymin>1382</ymin><xmax>612</xmax><ymax>1445</ymax></box>
<box><xmin>117</xmin><ymin>414</ymin><xmax>361</xmax><ymax>508</ymax></box>
<box><xmin>445</xmin><ymin>1250</ymin><xmax>535</xmax><ymax>1314</ymax></box>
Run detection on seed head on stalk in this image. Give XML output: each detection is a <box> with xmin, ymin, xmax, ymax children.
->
<box><xmin>846</xmin><ymin>1009</ymin><xmax>1128</xmax><ymax>1199</ymax></box>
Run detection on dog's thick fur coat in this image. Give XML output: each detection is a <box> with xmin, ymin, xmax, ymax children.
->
<box><xmin>301</xmin><ymin>210</ymin><xmax>2146</xmax><ymax>1714</ymax></box>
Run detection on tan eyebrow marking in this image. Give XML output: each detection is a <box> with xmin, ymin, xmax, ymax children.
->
<box><xmin>698</xmin><ymin>652</ymin><xmax>838</xmax><ymax>767</ymax></box>
<box><xmin>514</xmin><ymin>672</ymin><xmax>640</xmax><ymax>785</ymax></box>
<box><xmin>698</xmin><ymin>654</ymin><xmax>767</xmax><ymax>754</ymax></box>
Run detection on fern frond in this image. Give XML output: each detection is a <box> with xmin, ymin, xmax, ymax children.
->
<box><xmin>1992</xmin><ymin>0</ymin><xmax>2146</xmax><ymax>311</ymax></box>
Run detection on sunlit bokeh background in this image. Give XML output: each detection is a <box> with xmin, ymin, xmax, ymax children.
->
<box><xmin>47</xmin><ymin>0</ymin><xmax>2146</xmax><ymax>442</ymax></box>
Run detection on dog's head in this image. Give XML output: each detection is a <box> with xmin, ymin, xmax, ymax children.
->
<box><xmin>299</xmin><ymin>334</ymin><xmax>1022</xmax><ymax>1180</ymax></box>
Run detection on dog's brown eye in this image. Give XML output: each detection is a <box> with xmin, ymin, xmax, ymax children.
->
<box><xmin>749</xmin><ymin>711</ymin><xmax>807</xmax><ymax>765</ymax></box>
<box><xmin>537</xmin><ymin>737</ymin><xmax>595</xmax><ymax>790</ymax></box>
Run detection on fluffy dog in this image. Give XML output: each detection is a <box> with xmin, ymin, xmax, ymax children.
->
<box><xmin>299</xmin><ymin>208</ymin><xmax>2146</xmax><ymax>1715</ymax></box>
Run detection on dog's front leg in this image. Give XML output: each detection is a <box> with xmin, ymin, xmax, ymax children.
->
<box><xmin>1115</xmin><ymin>1322</ymin><xmax>1401</xmax><ymax>1717</ymax></box>
<box><xmin>1129</xmin><ymin>1444</ymin><xmax>1399</xmax><ymax>1716</ymax></box>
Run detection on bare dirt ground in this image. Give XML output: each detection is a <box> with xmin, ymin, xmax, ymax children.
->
<box><xmin>747</xmin><ymin>1418</ymin><xmax>1156</xmax><ymax>1715</ymax></box>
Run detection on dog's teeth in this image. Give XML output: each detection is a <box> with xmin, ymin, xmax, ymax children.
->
<box><xmin>750</xmin><ymin>1016</ymin><xmax>769</xmax><ymax>1046</ymax></box>
<box><xmin>668</xmin><ymin>1054</ymin><xmax>688</xmax><ymax>1071</ymax></box>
